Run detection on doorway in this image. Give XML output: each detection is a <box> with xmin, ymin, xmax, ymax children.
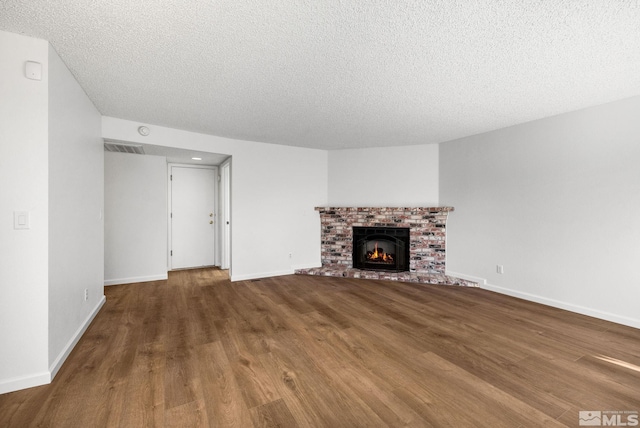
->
<box><xmin>169</xmin><ymin>164</ymin><xmax>217</xmax><ymax>270</ymax></box>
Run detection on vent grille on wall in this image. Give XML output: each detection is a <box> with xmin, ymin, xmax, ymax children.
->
<box><xmin>104</xmin><ymin>142</ymin><xmax>145</xmax><ymax>155</ymax></box>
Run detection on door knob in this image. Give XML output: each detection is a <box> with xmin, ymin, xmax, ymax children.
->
<box><xmin>209</xmin><ymin>213</ymin><xmax>213</xmax><ymax>217</ymax></box>
<box><xmin>209</xmin><ymin>220</ymin><xmax>214</xmax><ymax>224</ymax></box>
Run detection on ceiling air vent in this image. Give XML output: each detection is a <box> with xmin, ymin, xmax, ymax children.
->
<box><xmin>104</xmin><ymin>142</ymin><xmax>145</xmax><ymax>155</ymax></box>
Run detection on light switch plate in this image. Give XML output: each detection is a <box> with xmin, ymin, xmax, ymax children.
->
<box><xmin>14</xmin><ymin>211</ymin><xmax>30</xmax><ymax>230</ymax></box>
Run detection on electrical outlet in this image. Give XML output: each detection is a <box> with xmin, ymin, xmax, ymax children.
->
<box><xmin>84</xmin><ymin>289</ymin><xmax>89</xmax><ymax>301</ymax></box>
<box><xmin>496</xmin><ymin>265</ymin><xmax>504</xmax><ymax>274</ymax></box>
<box><xmin>288</xmin><ymin>253</ymin><xmax>292</xmax><ymax>259</ymax></box>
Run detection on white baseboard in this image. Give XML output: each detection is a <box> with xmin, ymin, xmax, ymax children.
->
<box><xmin>104</xmin><ymin>273</ymin><xmax>168</xmax><ymax>286</ymax></box>
<box><xmin>231</xmin><ymin>269</ymin><xmax>295</xmax><ymax>282</ymax></box>
<box><xmin>49</xmin><ymin>295</ymin><xmax>106</xmax><ymax>380</ymax></box>
<box><xmin>480</xmin><ymin>281</ymin><xmax>640</xmax><ymax>330</ymax></box>
<box><xmin>230</xmin><ymin>264</ymin><xmax>324</xmax><ymax>282</ymax></box>
<box><xmin>0</xmin><ymin>371</ymin><xmax>51</xmax><ymax>395</ymax></box>
<box><xmin>0</xmin><ymin>296</ymin><xmax>106</xmax><ymax>395</ymax></box>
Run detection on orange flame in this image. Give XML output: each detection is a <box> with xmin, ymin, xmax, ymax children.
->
<box><xmin>372</xmin><ymin>242</ymin><xmax>380</xmax><ymax>258</ymax></box>
<box><xmin>367</xmin><ymin>242</ymin><xmax>394</xmax><ymax>263</ymax></box>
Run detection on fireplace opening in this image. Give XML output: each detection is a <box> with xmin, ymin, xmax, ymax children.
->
<box><xmin>353</xmin><ymin>226</ymin><xmax>410</xmax><ymax>272</ymax></box>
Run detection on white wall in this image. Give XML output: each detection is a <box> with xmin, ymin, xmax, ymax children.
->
<box><xmin>0</xmin><ymin>31</ymin><xmax>51</xmax><ymax>393</ymax></box>
<box><xmin>102</xmin><ymin>117</ymin><xmax>328</xmax><ymax>281</ymax></box>
<box><xmin>440</xmin><ymin>96</ymin><xmax>640</xmax><ymax>328</ymax></box>
<box><xmin>0</xmin><ymin>31</ymin><xmax>104</xmax><ymax>394</ymax></box>
<box><xmin>104</xmin><ymin>152</ymin><xmax>168</xmax><ymax>284</ymax></box>
<box><xmin>48</xmin><ymin>46</ymin><xmax>104</xmax><ymax>376</ymax></box>
<box><xmin>328</xmin><ymin>144</ymin><xmax>439</xmax><ymax>206</ymax></box>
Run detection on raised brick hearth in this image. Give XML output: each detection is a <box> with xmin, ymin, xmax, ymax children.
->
<box><xmin>295</xmin><ymin>207</ymin><xmax>478</xmax><ymax>287</ymax></box>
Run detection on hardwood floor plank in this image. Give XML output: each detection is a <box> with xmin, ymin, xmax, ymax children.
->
<box><xmin>196</xmin><ymin>341</ymin><xmax>254</xmax><ymax>428</ymax></box>
<box><xmin>414</xmin><ymin>351</ymin><xmax>568</xmax><ymax>427</ymax></box>
<box><xmin>575</xmin><ymin>353</ymin><xmax>640</xmax><ymax>390</ymax></box>
<box><xmin>164</xmin><ymin>399</ymin><xmax>207</xmax><ymax>428</ymax></box>
<box><xmin>215</xmin><ymin>316</ymin><xmax>266</xmax><ymax>364</ymax></box>
<box><xmin>509</xmin><ymin>355</ymin><xmax>640</xmax><ymax>410</ymax></box>
<box><xmin>258</xmin><ymin>279</ymin><xmax>316</xmax><ymax>315</ymax></box>
<box><xmin>186</xmin><ymin>291</ymin><xmax>220</xmax><ymax>345</ymax></box>
<box><xmin>256</xmin><ymin>348</ymin><xmax>339</xmax><ymax>427</ymax></box>
<box><xmin>417</xmin><ymin>334</ymin><xmax>572</xmax><ymax>419</ymax></box>
<box><xmin>305</xmin><ymin>295</ymin><xmax>352</xmax><ymax>330</ymax></box>
<box><xmin>231</xmin><ymin>353</ymin><xmax>281</xmax><ymax>409</ymax></box>
<box><xmin>391</xmin><ymin>387</ymin><xmax>453</xmax><ymax>428</ymax></box>
<box><xmin>258</xmin><ymin>334</ymin><xmax>388</xmax><ymax>428</ymax></box>
<box><xmin>334</xmin><ymin>366</ymin><xmax>428</xmax><ymax>427</ymax></box>
<box><xmin>273</xmin><ymin>320</ymin><xmax>421</xmax><ymax>427</ymax></box>
<box><xmin>251</xmin><ymin>398</ymin><xmax>300</xmax><ymax>428</ymax></box>
<box><xmin>139</xmin><ymin>293</ymin><xmax>167</xmax><ymax>346</ymax></box>
<box><xmin>391</xmin><ymin>354</ymin><xmax>559</xmax><ymax>428</ymax></box>
<box><xmin>163</xmin><ymin>345</ymin><xmax>202</xmax><ymax>410</ymax></box>
<box><xmin>206</xmin><ymin>278</ymin><xmax>237</xmax><ymax>320</ymax></box>
<box><xmin>119</xmin><ymin>341</ymin><xmax>166</xmax><ymax>427</ymax></box>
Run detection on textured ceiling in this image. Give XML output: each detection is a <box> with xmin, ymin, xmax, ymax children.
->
<box><xmin>2</xmin><ymin>1</ymin><xmax>640</xmax><ymax>150</ymax></box>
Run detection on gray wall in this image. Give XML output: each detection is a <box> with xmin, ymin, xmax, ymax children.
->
<box><xmin>0</xmin><ymin>30</ymin><xmax>50</xmax><ymax>393</ymax></box>
<box><xmin>328</xmin><ymin>144</ymin><xmax>439</xmax><ymax>206</ymax></box>
<box><xmin>48</xmin><ymin>45</ymin><xmax>104</xmax><ymax>372</ymax></box>
<box><xmin>104</xmin><ymin>151</ymin><xmax>168</xmax><ymax>285</ymax></box>
<box><xmin>440</xmin><ymin>96</ymin><xmax>640</xmax><ymax>328</ymax></box>
<box><xmin>0</xmin><ymin>30</ymin><xmax>104</xmax><ymax>393</ymax></box>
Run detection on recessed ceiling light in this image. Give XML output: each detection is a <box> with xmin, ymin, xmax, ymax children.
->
<box><xmin>192</xmin><ymin>157</ymin><xmax>202</xmax><ymax>160</ymax></box>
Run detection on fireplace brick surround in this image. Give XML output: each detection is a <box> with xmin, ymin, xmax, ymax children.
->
<box><xmin>295</xmin><ymin>207</ymin><xmax>478</xmax><ymax>287</ymax></box>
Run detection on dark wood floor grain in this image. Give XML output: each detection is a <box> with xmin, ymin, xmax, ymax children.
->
<box><xmin>1</xmin><ymin>268</ymin><xmax>639</xmax><ymax>427</ymax></box>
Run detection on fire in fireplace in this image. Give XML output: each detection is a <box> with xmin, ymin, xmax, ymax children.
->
<box><xmin>353</xmin><ymin>226</ymin><xmax>410</xmax><ymax>272</ymax></box>
<box><xmin>366</xmin><ymin>242</ymin><xmax>394</xmax><ymax>264</ymax></box>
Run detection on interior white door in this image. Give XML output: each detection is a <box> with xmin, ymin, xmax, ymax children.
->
<box><xmin>171</xmin><ymin>166</ymin><xmax>216</xmax><ymax>269</ymax></box>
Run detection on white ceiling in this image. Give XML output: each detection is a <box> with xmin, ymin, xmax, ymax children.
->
<box><xmin>2</xmin><ymin>1</ymin><xmax>640</xmax><ymax>150</ymax></box>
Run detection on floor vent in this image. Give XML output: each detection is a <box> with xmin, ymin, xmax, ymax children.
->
<box><xmin>104</xmin><ymin>142</ymin><xmax>145</xmax><ymax>155</ymax></box>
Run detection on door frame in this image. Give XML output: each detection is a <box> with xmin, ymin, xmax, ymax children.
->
<box><xmin>219</xmin><ymin>158</ymin><xmax>232</xmax><ymax>271</ymax></box>
<box><xmin>167</xmin><ymin>163</ymin><xmax>219</xmax><ymax>270</ymax></box>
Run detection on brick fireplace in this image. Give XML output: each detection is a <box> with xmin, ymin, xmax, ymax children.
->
<box><xmin>295</xmin><ymin>207</ymin><xmax>477</xmax><ymax>286</ymax></box>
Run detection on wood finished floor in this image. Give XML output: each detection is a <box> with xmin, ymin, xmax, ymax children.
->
<box><xmin>1</xmin><ymin>269</ymin><xmax>639</xmax><ymax>427</ymax></box>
